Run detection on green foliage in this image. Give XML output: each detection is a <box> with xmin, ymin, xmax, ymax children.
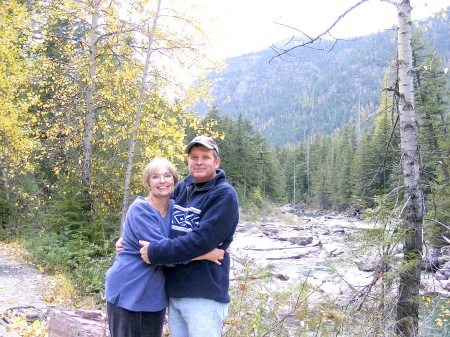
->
<box><xmin>412</xmin><ymin>30</ymin><xmax>450</xmax><ymax>248</ymax></box>
<box><xmin>22</xmin><ymin>230</ymin><xmax>113</xmax><ymax>303</ymax></box>
<box><xmin>0</xmin><ymin>166</ymin><xmax>45</xmax><ymax>240</ymax></box>
<box><xmin>45</xmin><ymin>175</ymin><xmax>92</xmax><ymax>240</ymax></box>
<box><xmin>420</xmin><ymin>297</ymin><xmax>450</xmax><ymax>336</ymax></box>
<box><xmin>0</xmin><ymin>194</ymin><xmax>9</xmax><ymax>230</ymax></box>
<box><xmin>16</xmin><ymin>175</ymin><xmax>117</xmax><ymax>301</ymax></box>
<box><xmin>250</xmin><ymin>188</ymin><xmax>264</xmax><ymax>207</ymax></box>
<box><xmin>199</xmin><ymin>110</ymin><xmax>286</xmax><ymax>204</ymax></box>
<box><xmin>224</xmin><ymin>255</ymin><xmax>402</xmax><ymax>336</ymax></box>
<box><xmin>224</xmin><ymin>260</ymin><xmax>313</xmax><ymax>337</ymax></box>
<box><xmin>425</xmin><ymin>183</ymin><xmax>450</xmax><ymax>247</ymax></box>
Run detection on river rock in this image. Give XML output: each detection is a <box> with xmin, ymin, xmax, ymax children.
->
<box><xmin>48</xmin><ymin>309</ymin><xmax>109</xmax><ymax>337</ymax></box>
<box><xmin>231</xmin><ymin>209</ymin><xmax>450</xmax><ymax>299</ymax></box>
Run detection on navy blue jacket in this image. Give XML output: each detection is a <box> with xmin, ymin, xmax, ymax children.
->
<box><xmin>148</xmin><ymin>169</ymin><xmax>239</xmax><ymax>303</ymax></box>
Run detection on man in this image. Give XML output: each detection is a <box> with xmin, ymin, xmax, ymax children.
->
<box><xmin>139</xmin><ymin>135</ymin><xmax>239</xmax><ymax>337</ymax></box>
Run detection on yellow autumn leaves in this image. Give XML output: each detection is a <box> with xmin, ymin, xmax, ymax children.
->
<box><xmin>1</xmin><ymin>314</ymin><xmax>48</xmax><ymax>337</ymax></box>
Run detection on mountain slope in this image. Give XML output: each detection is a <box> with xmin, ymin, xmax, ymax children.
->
<box><xmin>198</xmin><ymin>12</ymin><xmax>449</xmax><ymax>146</ymax></box>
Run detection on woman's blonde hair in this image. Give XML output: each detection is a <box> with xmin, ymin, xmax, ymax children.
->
<box><xmin>143</xmin><ymin>157</ymin><xmax>179</xmax><ymax>189</ymax></box>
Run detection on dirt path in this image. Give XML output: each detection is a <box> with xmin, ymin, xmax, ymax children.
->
<box><xmin>0</xmin><ymin>242</ymin><xmax>65</xmax><ymax>337</ymax></box>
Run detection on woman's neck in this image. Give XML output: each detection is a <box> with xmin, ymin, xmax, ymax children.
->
<box><xmin>146</xmin><ymin>194</ymin><xmax>169</xmax><ymax>217</ymax></box>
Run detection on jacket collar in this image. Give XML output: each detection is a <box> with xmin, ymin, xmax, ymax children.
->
<box><xmin>185</xmin><ymin>169</ymin><xmax>225</xmax><ymax>188</ymax></box>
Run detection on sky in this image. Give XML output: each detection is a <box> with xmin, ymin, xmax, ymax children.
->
<box><xmin>194</xmin><ymin>0</ymin><xmax>450</xmax><ymax>59</ymax></box>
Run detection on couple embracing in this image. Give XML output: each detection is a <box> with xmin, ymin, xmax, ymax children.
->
<box><xmin>105</xmin><ymin>136</ymin><xmax>239</xmax><ymax>337</ymax></box>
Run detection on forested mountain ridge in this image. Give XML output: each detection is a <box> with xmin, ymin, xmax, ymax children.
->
<box><xmin>198</xmin><ymin>11</ymin><xmax>449</xmax><ymax>146</ymax></box>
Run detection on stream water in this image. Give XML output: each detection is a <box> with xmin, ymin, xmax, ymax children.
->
<box><xmin>232</xmin><ymin>213</ymin><xmax>450</xmax><ymax>336</ymax></box>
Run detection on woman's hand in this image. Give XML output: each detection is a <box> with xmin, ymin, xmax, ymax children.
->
<box><xmin>139</xmin><ymin>240</ymin><xmax>151</xmax><ymax>264</ymax></box>
<box><xmin>115</xmin><ymin>237</ymin><xmax>124</xmax><ymax>253</ymax></box>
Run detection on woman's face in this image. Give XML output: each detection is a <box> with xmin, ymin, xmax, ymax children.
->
<box><xmin>148</xmin><ymin>166</ymin><xmax>175</xmax><ymax>199</ymax></box>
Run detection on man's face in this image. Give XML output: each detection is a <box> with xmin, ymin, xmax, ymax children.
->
<box><xmin>187</xmin><ymin>146</ymin><xmax>220</xmax><ymax>183</ymax></box>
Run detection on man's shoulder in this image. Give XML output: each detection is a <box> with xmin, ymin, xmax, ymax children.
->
<box><xmin>210</xmin><ymin>182</ymin><xmax>238</xmax><ymax>205</ymax></box>
<box><xmin>215</xmin><ymin>180</ymin><xmax>236</xmax><ymax>192</ymax></box>
<box><xmin>215</xmin><ymin>172</ymin><xmax>235</xmax><ymax>187</ymax></box>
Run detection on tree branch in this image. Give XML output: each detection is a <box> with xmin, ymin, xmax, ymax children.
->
<box><xmin>270</xmin><ymin>0</ymin><xmax>371</xmax><ymax>61</ymax></box>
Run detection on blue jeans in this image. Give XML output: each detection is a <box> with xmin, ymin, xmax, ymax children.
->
<box><xmin>168</xmin><ymin>298</ymin><xmax>229</xmax><ymax>337</ymax></box>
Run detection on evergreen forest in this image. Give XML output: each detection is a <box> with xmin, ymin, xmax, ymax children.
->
<box><xmin>1</xmin><ymin>0</ymin><xmax>450</xmax><ymax>336</ymax></box>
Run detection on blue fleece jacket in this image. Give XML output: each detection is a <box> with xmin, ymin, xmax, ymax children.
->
<box><xmin>105</xmin><ymin>196</ymin><xmax>173</xmax><ymax>312</ymax></box>
<box><xmin>147</xmin><ymin>169</ymin><xmax>239</xmax><ymax>303</ymax></box>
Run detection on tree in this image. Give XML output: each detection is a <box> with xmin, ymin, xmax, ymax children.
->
<box><xmin>363</xmin><ymin>70</ymin><xmax>401</xmax><ymax>203</ymax></box>
<box><xmin>395</xmin><ymin>2</ymin><xmax>423</xmax><ymax>335</ymax></box>
<box><xmin>413</xmin><ymin>31</ymin><xmax>449</xmax><ymax>247</ymax></box>
<box><xmin>279</xmin><ymin>143</ymin><xmax>308</xmax><ymax>204</ymax></box>
<box><xmin>257</xmin><ymin>137</ymin><xmax>287</xmax><ymax>203</ymax></box>
<box><xmin>308</xmin><ymin>133</ymin><xmax>333</xmax><ymax>209</ymax></box>
<box><xmin>332</xmin><ymin>124</ymin><xmax>357</xmax><ymax>211</ymax></box>
<box><xmin>81</xmin><ymin>0</ymin><xmax>101</xmax><ymax>211</ymax></box>
<box><xmin>117</xmin><ymin>0</ymin><xmax>218</xmax><ymax>228</ymax></box>
<box><xmin>273</xmin><ymin>1</ymin><xmax>426</xmax><ymax>335</ymax></box>
<box><xmin>0</xmin><ymin>0</ymin><xmax>38</xmax><ymax>230</ymax></box>
<box><xmin>120</xmin><ymin>0</ymin><xmax>162</xmax><ymax>228</ymax></box>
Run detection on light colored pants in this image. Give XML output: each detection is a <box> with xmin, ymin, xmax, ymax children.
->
<box><xmin>168</xmin><ymin>297</ymin><xmax>229</xmax><ymax>337</ymax></box>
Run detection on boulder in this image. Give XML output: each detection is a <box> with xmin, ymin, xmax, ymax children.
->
<box><xmin>441</xmin><ymin>246</ymin><xmax>450</xmax><ymax>256</ymax></box>
<box><xmin>288</xmin><ymin>236</ymin><xmax>313</xmax><ymax>246</ymax></box>
<box><xmin>422</xmin><ymin>247</ymin><xmax>440</xmax><ymax>271</ymax></box>
<box><xmin>49</xmin><ymin>309</ymin><xmax>109</xmax><ymax>337</ymax></box>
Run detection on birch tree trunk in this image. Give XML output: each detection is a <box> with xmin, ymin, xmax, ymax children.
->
<box><xmin>120</xmin><ymin>0</ymin><xmax>162</xmax><ymax>230</ymax></box>
<box><xmin>82</xmin><ymin>0</ymin><xmax>101</xmax><ymax>206</ymax></box>
<box><xmin>395</xmin><ymin>1</ymin><xmax>424</xmax><ymax>335</ymax></box>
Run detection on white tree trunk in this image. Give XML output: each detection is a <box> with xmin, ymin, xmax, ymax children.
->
<box><xmin>395</xmin><ymin>1</ymin><xmax>424</xmax><ymax>335</ymax></box>
<box><xmin>82</xmin><ymin>0</ymin><xmax>101</xmax><ymax>197</ymax></box>
<box><xmin>120</xmin><ymin>0</ymin><xmax>162</xmax><ymax>231</ymax></box>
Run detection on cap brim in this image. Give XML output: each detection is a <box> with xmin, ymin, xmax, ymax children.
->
<box><xmin>185</xmin><ymin>142</ymin><xmax>216</xmax><ymax>153</ymax></box>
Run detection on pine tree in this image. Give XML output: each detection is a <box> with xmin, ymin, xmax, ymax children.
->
<box><xmin>333</xmin><ymin>124</ymin><xmax>357</xmax><ymax>211</ymax></box>
<box><xmin>413</xmin><ymin>31</ymin><xmax>450</xmax><ymax>246</ymax></box>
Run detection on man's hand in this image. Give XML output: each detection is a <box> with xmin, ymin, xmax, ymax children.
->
<box><xmin>139</xmin><ymin>240</ymin><xmax>151</xmax><ymax>264</ymax></box>
<box><xmin>115</xmin><ymin>237</ymin><xmax>124</xmax><ymax>253</ymax></box>
<box><xmin>194</xmin><ymin>248</ymin><xmax>225</xmax><ymax>265</ymax></box>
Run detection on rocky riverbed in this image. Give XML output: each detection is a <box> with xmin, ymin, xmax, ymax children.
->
<box><xmin>229</xmin><ymin>206</ymin><xmax>450</xmax><ymax>300</ymax></box>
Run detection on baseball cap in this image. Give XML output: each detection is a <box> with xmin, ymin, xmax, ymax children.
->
<box><xmin>185</xmin><ymin>136</ymin><xmax>219</xmax><ymax>155</ymax></box>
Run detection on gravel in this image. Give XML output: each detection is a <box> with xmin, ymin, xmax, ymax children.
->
<box><xmin>0</xmin><ymin>243</ymin><xmax>55</xmax><ymax>336</ymax></box>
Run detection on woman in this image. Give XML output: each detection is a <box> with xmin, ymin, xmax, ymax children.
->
<box><xmin>105</xmin><ymin>158</ymin><xmax>224</xmax><ymax>337</ymax></box>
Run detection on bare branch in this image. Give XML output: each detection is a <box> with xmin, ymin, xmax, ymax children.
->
<box><xmin>424</xmin><ymin>218</ymin><xmax>450</xmax><ymax>232</ymax></box>
<box><xmin>270</xmin><ymin>0</ymin><xmax>371</xmax><ymax>61</ymax></box>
